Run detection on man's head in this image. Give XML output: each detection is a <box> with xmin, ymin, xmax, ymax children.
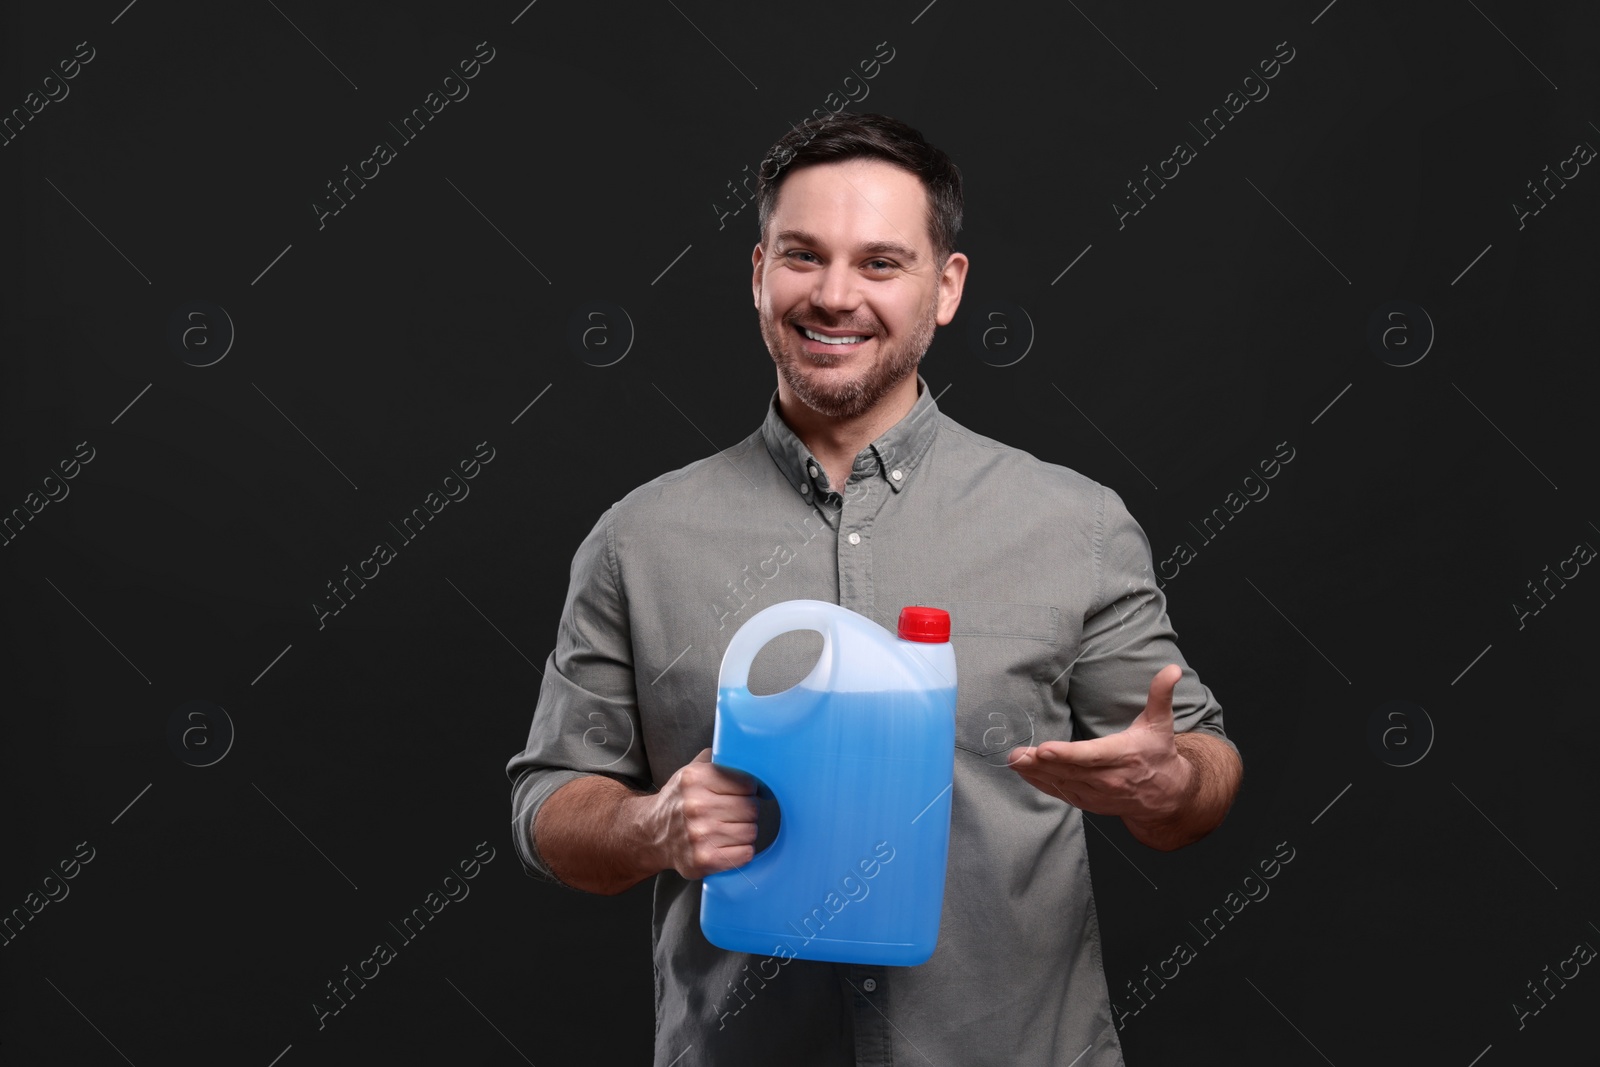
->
<box><xmin>751</xmin><ymin>112</ymin><xmax>969</xmax><ymax>421</ymax></box>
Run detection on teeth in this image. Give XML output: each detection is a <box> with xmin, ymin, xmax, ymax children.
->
<box><xmin>802</xmin><ymin>327</ymin><xmax>867</xmax><ymax>345</ymax></box>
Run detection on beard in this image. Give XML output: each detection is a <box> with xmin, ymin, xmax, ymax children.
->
<box><xmin>761</xmin><ymin>294</ymin><xmax>939</xmax><ymax>420</ymax></box>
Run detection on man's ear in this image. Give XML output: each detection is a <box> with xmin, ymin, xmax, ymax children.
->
<box><xmin>935</xmin><ymin>252</ymin><xmax>970</xmax><ymax>326</ymax></box>
<box><xmin>751</xmin><ymin>242</ymin><xmax>766</xmax><ymax>308</ymax></box>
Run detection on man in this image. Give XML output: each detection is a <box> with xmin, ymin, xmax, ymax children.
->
<box><xmin>507</xmin><ymin>111</ymin><xmax>1242</xmax><ymax>1066</ymax></box>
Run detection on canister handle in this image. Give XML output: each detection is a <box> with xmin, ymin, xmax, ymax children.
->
<box><xmin>716</xmin><ymin>598</ymin><xmax>840</xmax><ymax>693</ymax></box>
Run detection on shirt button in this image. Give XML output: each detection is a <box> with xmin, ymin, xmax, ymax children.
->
<box><xmin>891</xmin><ymin>469</ymin><xmax>903</xmax><ymax>481</ymax></box>
<box><xmin>800</xmin><ymin>483</ymin><xmax>810</xmax><ymax>494</ymax></box>
<box><xmin>808</xmin><ymin>464</ymin><xmax>819</xmax><ymax>477</ymax></box>
<box><xmin>862</xmin><ymin>978</ymin><xmax>877</xmax><ymax>992</ymax></box>
<box><xmin>847</xmin><ymin>532</ymin><xmax>861</xmax><ymax>545</ymax></box>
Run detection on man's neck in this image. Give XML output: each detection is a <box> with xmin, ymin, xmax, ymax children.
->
<box><xmin>776</xmin><ymin>374</ymin><xmax>921</xmax><ymax>495</ymax></box>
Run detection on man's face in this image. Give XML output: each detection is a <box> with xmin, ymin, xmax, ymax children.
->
<box><xmin>752</xmin><ymin>159</ymin><xmax>968</xmax><ymax>420</ymax></box>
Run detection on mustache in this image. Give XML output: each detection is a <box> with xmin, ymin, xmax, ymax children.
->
<box><xmin>788</xmin><ymin>313</ymin><xmax>878</xmax><ymax>335</ymax></box>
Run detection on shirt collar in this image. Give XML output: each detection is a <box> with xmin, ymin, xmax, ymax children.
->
<box><xmin>760</xmin><ymin>373</ymin><xmax>941</xmax><ymax>503</ymax></box>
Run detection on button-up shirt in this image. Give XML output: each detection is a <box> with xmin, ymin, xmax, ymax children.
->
<box><xmin>507</xmin><ymin>373</ymin><xmax>1231</xmax><ymax>1066</ymax></box>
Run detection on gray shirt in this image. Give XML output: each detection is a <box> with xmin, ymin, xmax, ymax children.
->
<box><xmin>507</xmin><ymin>373</ymin><xmax>1230</xmax><ymax>1066</ymax></box>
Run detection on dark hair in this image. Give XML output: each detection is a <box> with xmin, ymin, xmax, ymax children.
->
<box><xmin>755</xmin><ymin>111</ymin><xmax>964</xmax><ymax>264</ymax></box>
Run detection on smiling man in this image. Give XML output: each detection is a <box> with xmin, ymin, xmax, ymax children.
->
<box><xmin>753</xmin><ymin>155</ymin><xmax>953</xmax><ymax>468</ymax></box>
<box><xmin>508</xmin><ymin>112</ymin><xmax>1242</xmax><ymax>1066</ymax></box>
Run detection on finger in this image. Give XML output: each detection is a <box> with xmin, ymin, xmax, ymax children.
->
<box><xmin>1029</xmin><ymin>773</ymin><xmax>1119</xmax><ymax>814</ymax></box>
<box><xmin>1033</xmin><ymin>737</ymin><xmax>1124</xmax><ymax>767</ymax></box>
<box><xmin>694</xmin><ymin>748</ymin><xmax>758</xmax><ymax>794</ymax></box>
<box><xmin>708</xmin><ymin>816</ymin><xmax>760</xmax><ymax>844</ymax></box>
<box><xmin>709</xmin><ymin>767</ymin><xmax>758</xmax><ymax>795</ymax></box>
<box><xmin>731</xmin><ymin>794</ymin><xmax>761</xmax><ymax>822</ymax></box>
<box><xmin>1010</xmin><ymin>756</ymin><xmax>1087</xmax><ymax>792</ymax></box>
<box><xmin>1015</xmin><ymin>753</ymin><xmax>1146</xmax><ymax>801</ymax></box>
<box><xmin>1136</xmin><ymin>664</ymin><xmax>1181</xmax><ymax>727</ymax></box>
<box><xmin>696</xmin><ymin>793</ymin><xmax>761</xmax><ymax>825</ymax></box>
<box><xmin>1015</xmin><ymin>766</ymin><xmax>1113</xmax><ymax>805</ymax></box>
<box><xmin>689</xmin><ymin>839</ymin><xmax>756</xmax><ymax>878</ymax></box>
<box><xmin>1011</xmin><ymin>759</ymin><xmax>1137</xmax><ymax>814</ymax></box>
<box><xmin>1051</xmin><ymin>786</ymin><xmax>1085</xmax><ymax>809</ymax></box>
<box><xmin>711</xmin><ymin>844</ymin><xmax>757</xmax><ymax>873</ymax></box>
<box><xmin>1012</xmin><ymin>768</ymin><xmax>1069</xmax><ymax>802</ymax></box>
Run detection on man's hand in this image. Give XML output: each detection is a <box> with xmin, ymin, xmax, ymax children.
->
<box><xmin>534</xmin><ymin>749</ymin><xmax>761</xmax><ymax>894</ymax></box>
<box><xmin>639</xmin><ymin>748</ymin><xmax>760</xmax><ymax>880</ymax></box>
<box><xmin>1008</xmin><ymin>664</ymin><xmax>1240</xmax><ymax>850</ymax></box>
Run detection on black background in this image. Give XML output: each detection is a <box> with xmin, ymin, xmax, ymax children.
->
<box><xmin>3</xmin><ymin>0</ymin><xmax>1597</xmax><ymax>1063</ymax></box>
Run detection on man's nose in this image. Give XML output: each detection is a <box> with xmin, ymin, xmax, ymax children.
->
<box><xmin>810</xmin><ymin>261</ymin><xmax>863</xmax><ymax>313</ymax></box>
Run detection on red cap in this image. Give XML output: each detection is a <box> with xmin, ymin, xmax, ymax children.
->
<box><xmin>898</xmin><ymin>606</ymin><xmax>950</xmax><ymax>643</ymax></box>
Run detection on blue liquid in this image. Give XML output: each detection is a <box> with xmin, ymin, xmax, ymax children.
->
<box><xmin>701</xmin><ymin>685</ymin><xmax>956</xmax><ymax>966</ymax></box>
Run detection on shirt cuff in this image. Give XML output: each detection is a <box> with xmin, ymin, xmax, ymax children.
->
<box><xmin>509</xmin><ymin>768</ymin><xmax>592</xmax><ymax>887</ymax></box>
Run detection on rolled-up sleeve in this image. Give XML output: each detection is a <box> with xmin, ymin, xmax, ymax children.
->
<box><xmin>1064</xmin><ymin>485</ymin><xmax>1233</xmax><ymax>754</ymax></box>
<box><xmin>506</xmin><ymin>505</ymin><xmax>651</xmax><ymax>884</ymax></box>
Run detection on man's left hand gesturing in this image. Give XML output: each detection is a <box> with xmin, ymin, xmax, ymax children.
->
<box><xmin>1008</xmin><ymin>664</ymin><xmax>1203</xmax><ymax>834</ymax></box>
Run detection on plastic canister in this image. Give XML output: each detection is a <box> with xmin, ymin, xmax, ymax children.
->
<box><xmin>700</xmin><ymin>599</ymin><xmax>956</xmax><ymax>966</ymax></box>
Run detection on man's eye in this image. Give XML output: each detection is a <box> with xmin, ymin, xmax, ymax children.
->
<box><xmin>866</xmin><ymin>260</ymin><xmax>894</xmax><ymax>272</ymax></box>
<box><xmin>785</xmin><ymin>251</ymin><xmax>817</xmax><ymax>262</ymax></box>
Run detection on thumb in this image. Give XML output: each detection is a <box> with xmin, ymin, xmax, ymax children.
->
<box><xmin>1137</xmin><ymin>665</ymin><xmax>1182</xmax><ymax>728</ymax></box>
<box><xmin>691</xmin><ymin>747</ymin><xmax>713</xmax><ymax>764</ymax></box>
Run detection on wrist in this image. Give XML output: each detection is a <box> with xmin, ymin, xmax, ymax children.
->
<box><xmin>619</xmin><ymin>788</ymin><xmax>668</xmax><ymax>881</ymax></box>
<box><xmin>1122</xmin><ymin>753</ymin><xmax>1198</xmax><ymax>847</ymax></box>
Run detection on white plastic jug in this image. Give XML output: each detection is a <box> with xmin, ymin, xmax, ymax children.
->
<box><xmin>700</xmin><ymin>599</ymin><xmax>957</xmax><ymax>965</ymax></box>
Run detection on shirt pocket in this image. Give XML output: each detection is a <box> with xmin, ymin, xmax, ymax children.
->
<box><xmin>943</xmin><ymin>600</ymin><xmax>1061</xmax><ymax>764</ymax></box>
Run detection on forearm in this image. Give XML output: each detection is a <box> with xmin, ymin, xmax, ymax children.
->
<box><xmin>532</xmin><ymin>775</ymin><xmax>664</xmax><ymax>895</ymax></box>
<box><xmin>1122</xmin><ymin>732</ymin><xmax>1242</xmax><ymax>852</ymax></box>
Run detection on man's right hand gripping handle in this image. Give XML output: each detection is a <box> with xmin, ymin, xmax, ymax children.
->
<box><xmin>532</xmin><ymin>749</ymin><xmax>759</xmax><ymax>894</ymax></box>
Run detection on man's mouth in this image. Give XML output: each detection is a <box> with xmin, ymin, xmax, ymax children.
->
<box><xmin>800</xmin><ymin>326</ymin><xmax>869</xmax><ymax>345</ymax></box>
<box><xmin>794</xmin><ymin>323</ymin><xmax>872</xmax><ymax>354</ymax></box>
